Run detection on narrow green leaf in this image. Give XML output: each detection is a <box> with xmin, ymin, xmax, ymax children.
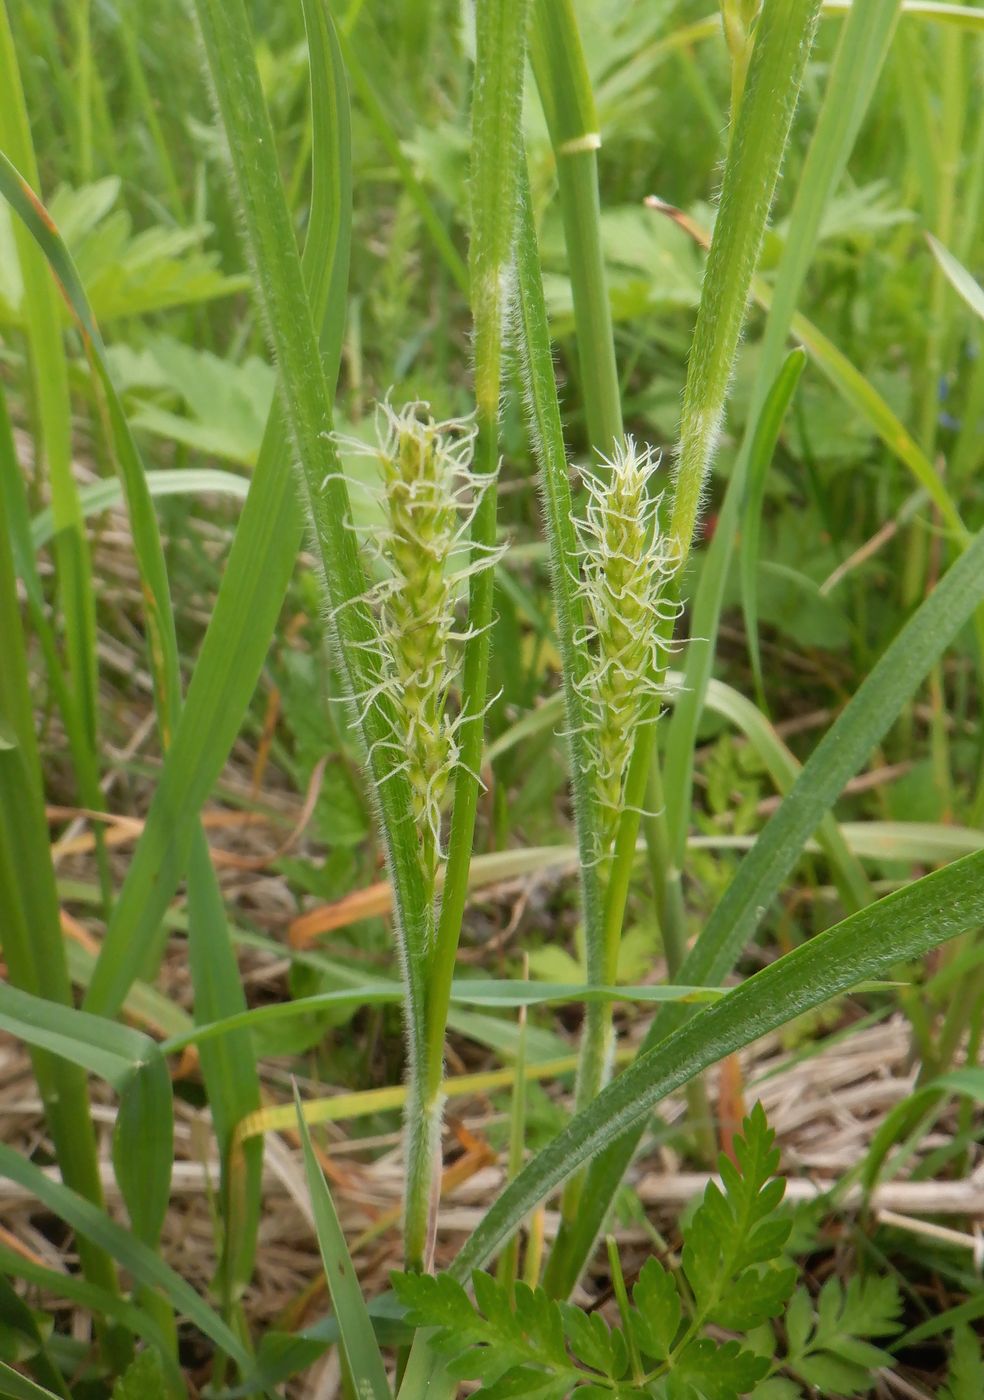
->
<box><xmin>0</xmin><ymin>980</ymin><xmax>147</xmax><ymax>1088</ymax></box>
<box><xmin>0</xmin><ymin>1249</ymin><xmax>183</xmax><ymax>1398</ymax></box>
<box><xmin>0</xmin><ymin>984</ymin><xmax>174</xmax><ymax>1284</ymax></box>
<box><xmin>0</xmin><ymin>3</ymin><xmax>98</xmax><ymax>768</ymax></box>
<box><xmin>30</xmin><ymin>469</ymin><xmax>251</xmax><ymax>550</ymax></box>
<box><xmin>0</xmin><ymin>1363</ymin><xmax>61</xmax><ymax>1400</ymax></box>
<box><xmin>672</xmin><ymin>524</ymin><xmax>984</xmax><ymax>1012</ymax></box>
<box><xmin>0</xmin><ymin>151</ymin><xmax>180</xmax><ymax>744</ymax></box>
<box><xmin>927</xmin><ymin>232</ymin><xmax>984</xmax><ymax>321</ymax></box>
<box><xmin>739</xmin><ymin>347</ymin><xmax>807</xmax><ymax>708</ymax></box>
<box><xmin>0</xmin><ymin>1147</ymin><xmax>250</xmax><ymax>1372</ymax></box>
<box><xmin>662</xmin><ymin>0</ymin><xmax>905</xmax><ymax>867</ymax></box>
<box><xmin>294</xmin><ymin>1086</ymin><xmax>392</xmax><ymax>1399</ymax></box>
<box><xmin>831</xmin><ymin>0</ymin><xmax>984</xmax><ymax>29</ymax></box>
<box><xmin>112</xmin><ymin>1056</ymin><xmax>174</xmax><ymax>1248</ymax></box>
<box><xmin>0</xmin><ymin>456</ymin><xmax>118</xmax><ymax>1301</ymax></box>
<box><xmin>450</xmin><ymin>846</ymin><xmax>984</xmax><ymax>1278</ymax></box>
<box><xmin>110</xmin><ymin>1350</ymin><xmax>167</xmax><ymax>1400</ymax></box>
<box><xmin>669</xmin><ymin>0</ymin><xmax>824</xmax><ymax>561</ymax></box>
<box><xmin>530</xmin><ymin>0</ymin><xmax>622</xmax><ymax>452</ymax></box>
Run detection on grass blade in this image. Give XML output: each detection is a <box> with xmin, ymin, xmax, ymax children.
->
<box><xmin>668</xmin><ymin>0</ymin><xmax>824</xmax><ymax>562</ymax></box>
<box><xmin>0</xmin><ymin>456</ymin><xmax>118</xmax><ymax>1303</ymax></box>
<box><xmin>451</xmin><ymin>844</ymin><xmax>984</xmax><ymax>1279</ymax></box>
<box><xmin>0</xmin><ymin>1146</ymin><xmax>251</xmax><ymax>1373</ymax></box>
<box><xmin>293</xmin><ymin>1086</ymin><xmax>392</xmax><ymax>1399</ymax></box>
<box><xmin>739</xmin><ymin>347</ymin><xmax>807</xmax><ymax>709</ymax></box>
<box><xmin>927</xmin><ymin>231</ymin><xmax>984</xmax><ymax>320</ymax></box>
<box><xmin>0</xmin><ymin>1250</ymin><xmax>183</xmax><ymax>1397</ymax></box>
<box><xmin>30</xmin><ymin>469</ymin><xmax>251</xmax><ymax>549</ymax></box>
<box><xmin>0</xmin><ymin>1</ymin><xmax>99</xmax><ymax>785</ymax></box>
<box><xmin>660</xmin><ymin>0</ymin><xmax>904</xmax><ymax>867</ymax></box>
<box><xmin>0</xmin><ymin>984</ymin><xmax>174</xmax><ymax>1335</ymax></box>
<box><xmin>0</xmin><ymin>980</ymin><xmax>151</xmax><ymax>1086</ymax></box>
<box><xmin>0</xmin><ymin>1363</ymin><xmax>62</xmax><ymax>1400</ymax></box>
<box><xmin>530</xmin><ymin>0</ymin><xmax>622</xmax><ymax>453</ymax></box>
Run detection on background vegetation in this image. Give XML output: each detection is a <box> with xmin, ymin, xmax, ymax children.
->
<box><xmin>1</xmin><ymin>0</ymin><xmax>984</xmax><ymax>1396</ymax></box>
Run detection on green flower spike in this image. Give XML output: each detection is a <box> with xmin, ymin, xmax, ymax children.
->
<box><xmin>574</xmin><ymin>436</ymin><xmax>681</xmax><ymax>858</ymax></box>
<box><xmin>339</xmin><ymin>400</ymin><xmax>499</xmax><ymax>888</ymax></box>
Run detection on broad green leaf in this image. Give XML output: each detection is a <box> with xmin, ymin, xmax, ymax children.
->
<box><xmin>111</xmin><ymin>1350</ymin><xmax>167</xmax><ymax>1400</ymax></box>
<box><xmin>629</xmin><ymin>1259</ymin><xmax>681</xmax><ymax>1363</ymax></box>
<box><xmin>941</xmin><ymin>1327</ymin><xmax>984</xmax><ymax>1400</ymax></box>
<box><xmin>0</xmin><ymin>1276</ymin><xmax>67</xmax><ymax>1398</ymax></box>
<box><xmin>294</xmin><ymin>1087</ymin><xmax>392</xmax><ymax>1399</ymax></box>
<box><xmin>37</xmin><ymin>179</ymin><xmax>245</xmax><ymax>323</ymax></box>
<box><xmin>672</xmin><ymin>1338</ymin><xmax>770</xmax><ymax>1398</ymax></box>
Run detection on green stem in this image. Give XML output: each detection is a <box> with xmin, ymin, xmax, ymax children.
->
<box><xmin>530</xmin><ymin>0</ymin><xmax>622</xmax><ymax>456</ymax></box>
<box><xmin>646</xmin><ymin>761</ymin><xmax>715</xmax><ymax>1163</ymax></box>
<box><xmin>529</xmin><ymin>0</ymin><xmax>639</xmax><ymax>1227</ymax></box>
<box><xmin>416</xmin><ymin>0</ymin><xmax>529</xmax><ymax>1271</ymax></box>
<box><xmin>507</xmin><ymin>168</ymin><xmax>614</xmax><ymax>1235</ymax></box>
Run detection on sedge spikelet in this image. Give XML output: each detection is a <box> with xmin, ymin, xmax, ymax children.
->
<box><xmin>339</xmin><ymin>400</ymin><xmax>496</xmax><ymax>889</ymax></box>
<box><xmin>575</xmin><ymin>437</ymin><xmax>680</xmax><ymax>857</ymax></box>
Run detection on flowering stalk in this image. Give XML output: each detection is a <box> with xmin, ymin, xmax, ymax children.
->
<box><xmin>575</xmin><ymin>441</ymin><xmax>679</xmax><ymax>867</ymax></box>
<box><xmin>346</xmin><ymin>403</ymin><xmax>488</xmax><ymax>890</ymax></box>
<box><xmin>562</xmin><ymin>440</ymin><xmax>680</xmax><ymax>1224</ymax></box>
<box><xmin>343</xmin><ymin>400</ymin><xmax>498</xmax><ymax>1271</ymax></box>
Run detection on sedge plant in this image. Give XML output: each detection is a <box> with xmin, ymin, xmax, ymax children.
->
<box><xmin>5</xmin><ymin>1</ymin><xmax>984</xmax><ymax>1397</ymax></box>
